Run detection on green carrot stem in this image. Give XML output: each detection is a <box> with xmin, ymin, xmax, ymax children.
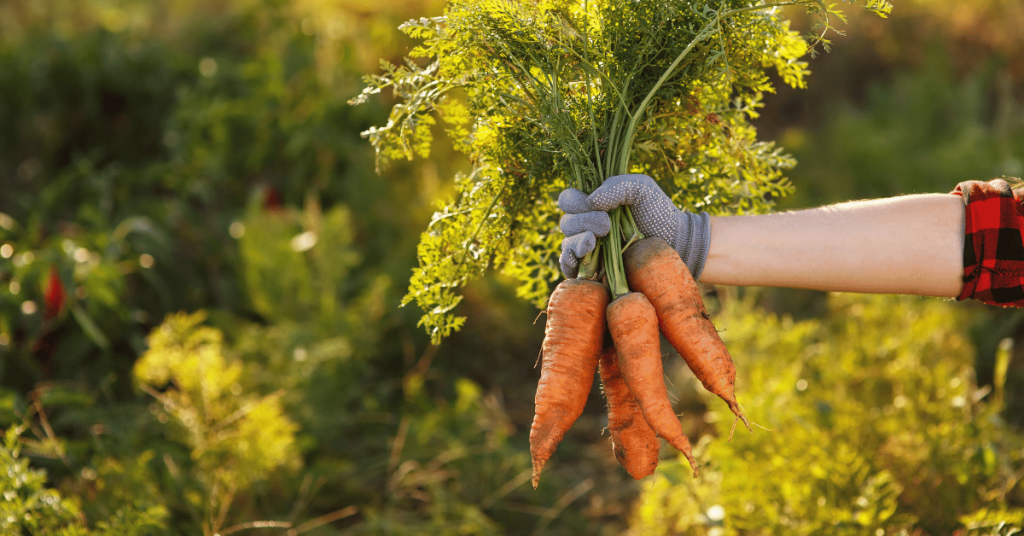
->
<box><xmin>721</xmin><ymin>2</ymin><xmax>811</xmax><ymax>18</ymax></box>
<box><xmin>620</xmin><ymin>206</ymin><xmax>644</xmax><ymax>252</ymax></box>
<box><xmin>617</xmin><ymin>24</ymin><xmax>719</xmax><ymax>174</ymax></box>
<box><xmin>604</xmin><ymin>79</ymin><xmax>630</xmax><ymax>176</ymax></box>
<box><xmin>603</xmin><ymin>208</ymin><xmax>630</xmax><ymax>299</ymax></box>
<box><xmin>577</xmin><ymin>2</ymin><xmax>806</xmax><ymax>287</ymax></box>
<box><xmin>577</xmin><ymin>242</ymin><xmax>602</xmax><ymax>280</ymax></box>
<box><xmin>612</xmin><ymin>3</ymin><xmax>801</xmax><ymax>174</ymax></box>
<box><xmin>583</xmin><ymin>70</ymin><xmax>603</xmax><ymax>187</ymax></box>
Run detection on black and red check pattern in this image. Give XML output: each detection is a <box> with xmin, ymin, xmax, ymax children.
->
<box><xmin>952</xmin><ymin>179</ymin><xmax>1024</xmax><ymax>307</ymax></box>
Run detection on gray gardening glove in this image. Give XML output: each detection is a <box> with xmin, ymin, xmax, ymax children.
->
<box><xmin>558</xmin><ymin>174</ymin><xmax>711</xmax><ymax>279</ymax></box>
<box><xmin>557</xmin><ymin>188</ymin><xmax>612</xmax><ymax>278</ymax></box>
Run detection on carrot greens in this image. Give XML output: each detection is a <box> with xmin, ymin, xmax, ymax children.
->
<box><xmin>352</xmin><ymin>0</ymin><xmax>891</xmax><ymax>343</ymax></box>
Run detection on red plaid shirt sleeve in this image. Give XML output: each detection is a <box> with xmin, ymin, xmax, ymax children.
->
<box><xmin>952</xmin><ymin>179</ymin><xmax>1024</xmax><ymax>307</ymax></box>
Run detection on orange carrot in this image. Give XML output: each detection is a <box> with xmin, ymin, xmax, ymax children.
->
<box><xmin>598</xmin><ymin>345</ymin><xmax>660</xmax><ymax>479</ymax></box>
<box><xmin>530</xmin><ymin>278</ymin><xmax>609</xmax><ymax>489</ymax></box>
<box><xmin>624</xmin><ymin>237</ymin><xmax>750</xmax><ymax>432</ymax></box>
<box><xmin>606</xmin><ymin>291</ymin><xmax>697</xmax><ymax>476</ymax></box>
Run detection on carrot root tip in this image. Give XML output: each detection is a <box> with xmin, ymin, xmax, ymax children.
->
<box><xmin>681</xmin><ymin>449</ymin><xmax>698</xmax><ymax>478</ymax></box>
<box><xmin>728</xmin><ymin>400</ymin><xmax>752</xmax><ymax>433</ymax></box>
<box><xmin>531</xmin><ymin>459</ymin><xmax>546</xmax><ymax>490</ymax></box>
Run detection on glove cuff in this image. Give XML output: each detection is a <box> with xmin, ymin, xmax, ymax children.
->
<box><xmin>673</xmin><ymin>211</ymin><xmax>711</xmax><ymax>281</ymax></box>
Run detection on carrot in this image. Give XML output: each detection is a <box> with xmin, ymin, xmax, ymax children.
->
<box><xmin>606</xmin><ymin>291</ymin><xmax>697</xmax><ymax>476</ymax></box>
<box><xmin>598</xmin><ymin>345</ymin><xmax>661</xmax><ymax>479</ymax></box>
<box><xmin>530</xmin><ymin>278</ymin><xmax>609</xmax><ymax>489</ymax></box>
<box><xmin>623</xmin><ymin>237</ymin><xmax>751</xmax><ymax>432</ymax></box>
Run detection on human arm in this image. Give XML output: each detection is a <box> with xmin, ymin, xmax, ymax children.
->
<box><xmin>701</xmin><ymin>194</ymin><xmax>965</xmax><ymax>297</ymax></box>
<box><xmin>559</xmin><ymin>175</ymin><xmax>968</xmax><ymax>298</ymax></box>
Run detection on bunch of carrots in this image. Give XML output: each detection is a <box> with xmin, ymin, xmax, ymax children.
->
<box><xmin>531</xmin><ymin>233</ymin><xmax>750</xmax><ymax>487</ymax></box>
<box><xmin>519</xmin><ymin>2</ymin><xmax>759</xmax><ymax>485</ymax></box>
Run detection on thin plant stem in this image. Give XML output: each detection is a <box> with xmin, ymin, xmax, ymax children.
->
<box><xmin>621</xmin><ymin>206</ymin><xmax>643</xmax><ymax>252</ymax></box>
<box><xmin>618</xmin><ymin>23</ymin><xmax>719</xmax><ymax>174</ymax></box>
<box><xmin>603</xmin><ymin>209</ymin><xmax>629</xmax><ymax>299</ymax></box>
<box><xmin>578</xmin><ymin>242</ymin><xmax>602</xmax><ymax>280</ymax></box>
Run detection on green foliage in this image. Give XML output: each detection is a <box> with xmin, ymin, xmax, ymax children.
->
<box><xmin>236</xmin><ymin>192</ymin><xmax>389</xmax><ymax>334</ymax></box>
<box><xmin>352</xmin><ymin>377</ymin><xmax>519</xmax><ymax>535</ymax></box>
<box><xmin>1</xmin><ymin>426</ymin><xmax>86</xmax><ymax>534</ymax></box>
<box><xmin>0</xmin><ymin>3</ymin><xmax>423</xmax><ymax>530</ymax></box>
<box><xmin>631</xmin><ymin>293</ymin><xmax>1024</xmax><ymax>535</ymax></box>
<box><xmin>356</xmin><ymin>0</ymin><xmax>891</xmax><ymax>341</ymax></box>
<box><xmin>60</xmin><ymin>452</ymin><xmax>172</xmax><ymax>536</ymax></box>
<box><xmin>0</xmin><ymin>23</ymin><xmax>199</xmax><ymax>392</ymax></box>
<box><xmin>2</xmin><ymin>1</ymin><xmax>1022</xmax><ymax>535</ymax></box>
<box><xmin>0</xmin><ymin>0</ymin><xmax>415</xmax><ymax>392</ymax></box>
<box><xmin>780</xmin><ymin>47</ymin><xmax>1024</xmax><ymax>207</ymax></box>
<box><xmin>134</xmin><ymin>311</ymin><xmax>300</xmax><ymax>533</ymax></box>
<box><xmin>227</xmin><ymin>209</ymin><xmax>620</xmax><ymax>534</ymax></box>
<box><xmin>1</xmin><ymin>426</ymin><xmax>168</xmax><ymax>535</ymax></box>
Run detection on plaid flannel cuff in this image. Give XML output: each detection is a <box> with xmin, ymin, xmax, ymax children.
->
<box><xmin>952</xmin><ymin>179</ymin><xmax>1024</xmax><ymax>306</ymax></box>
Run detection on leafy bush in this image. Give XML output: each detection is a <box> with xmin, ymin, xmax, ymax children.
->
<box><xmin>134</xmin><ymin>311</ymin><xmax>301</xmax><ymax>532</ymax></box>
<box><xmin>225</xmin><ymin>195</ymin><xmax>621</xmax><ymax>535</ymax></box>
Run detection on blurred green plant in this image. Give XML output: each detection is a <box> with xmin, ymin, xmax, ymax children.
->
<box><xmin>1</xmin><ymin>425</ymin><xmax>93</xmax><ymax>534</ymax></box>
<box><xmin>0</xmin><ymin>0</ymin><xmax>434</xmax><ymax>394</ymax></box>
<box><xmin>778</xmin><ymin>46</ymin><xmax>1023</xmax><ymax>207</ymax></box>
<box><xmin>134</xmin><ymin>310</ymin><xmax>301</xmax><ymax>535</ymax></box>
<box><xmin>0</xmin><ymin>0</ymin><xmax>463</xmax><ymax>533</ymax></box>
<box><xmin>1</xmin><ymin>425</ymin><xmax>169</xmax><ymax>535</ymax></box>
<box><xmin>631</xmin><ymin>293</ymin><xmax>1024</xmax><ymax>535</ymax></box>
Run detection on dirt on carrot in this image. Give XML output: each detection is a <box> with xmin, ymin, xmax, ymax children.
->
<box><xmin>530</xmin><ymin>278</ymin><xmax>610</xmax><ymax>489</ymax></box>
<box><xmin>624</xmin><ymin>237</ymin><xmax>751</xmax><ymax>433</ymax></box>
<box><xmin>606</xmin><ymin>291</ymin><xmax>697</xmax><ymax>476</ymax></box>
<box><xmin>598</xmin><ymin>344</ymin><xmax>661</xmax><ymax>479</ymax></box>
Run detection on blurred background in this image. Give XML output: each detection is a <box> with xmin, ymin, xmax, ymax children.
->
<box><xmin>0</xmin><ymin>0</ymin><xmax>1023</xmax><ymax>534</ymax></box>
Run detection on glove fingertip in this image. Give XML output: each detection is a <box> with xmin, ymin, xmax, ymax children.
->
<box><xmin>559</xmin><ymin>248</ymin><xmax>580</xmax><ymax>278</ymax></box>
<box><xmin>585</xmin><ymin>183</ymin><xmax>619</xmax><ymax>212</ymax></box>
<box><xmin>558</xmin><ymin>188</ymin><xmax>591</xmax><ymax>214</ymax></box>
<box><xmin>587</xmin><ymin>174</ymin><xmax>657</xmax><ymax>211</ymax></box>
<box><xmin>566</xmin><ymin>232</ymin><xmax>596</xmax><ymax>257</ymax></box>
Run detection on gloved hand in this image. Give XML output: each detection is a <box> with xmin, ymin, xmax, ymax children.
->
<box><xmin>558</xmin><ymin>174</ymin><xmax>711</xmax><ymax>279</ymax></box>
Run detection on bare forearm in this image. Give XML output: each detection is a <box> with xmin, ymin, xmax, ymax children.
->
<box><xmin>701</xmin><ymin>194</ymin><xmax>965</xmax><ymax>297</ymax></box>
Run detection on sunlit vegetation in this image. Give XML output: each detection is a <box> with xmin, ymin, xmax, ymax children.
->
<box><xmin>0</xmin><ymin>0</ymin><xmax>1022</xmax><ymax>534</ymax></box>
